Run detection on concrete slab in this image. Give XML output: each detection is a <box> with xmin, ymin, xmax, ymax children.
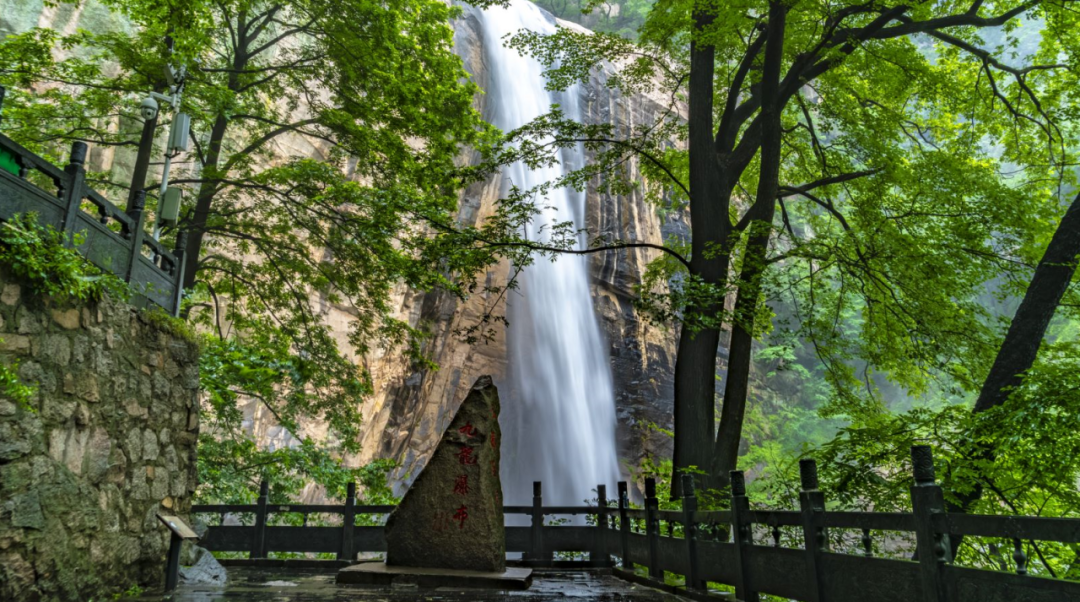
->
<box><xmin>336</xmin><ymin>562</ymin><xmax>533</xmax><ymax>590</ymax></box>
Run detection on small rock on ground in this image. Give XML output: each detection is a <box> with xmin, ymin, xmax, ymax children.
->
<box><xmin>178</xmin><ymin>547</ymin><xmax>227</xmax><ymax>585</ymax></box>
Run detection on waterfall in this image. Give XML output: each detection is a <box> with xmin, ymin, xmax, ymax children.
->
<box><xmin>477</xmin><ymin>0</ymin><xmax>621</xmax><ymax>507</ymax></box>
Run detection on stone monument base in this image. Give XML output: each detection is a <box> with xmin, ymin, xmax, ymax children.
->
<box><xmin>336</xmin><ymin>562</ymin><xmax>532</xmax><ymax>589</ymax></box>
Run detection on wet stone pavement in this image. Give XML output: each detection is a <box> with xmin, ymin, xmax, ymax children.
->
<box><xmin>139</xmin><ymin>567</ymin><xmax>690</xmax><ymax>602</ymax></box>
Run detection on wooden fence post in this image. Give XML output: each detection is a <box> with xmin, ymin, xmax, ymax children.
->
<box><xmin>594</xmin><ymin>483</ymin><xmax>609</xmax><ymax>567</ymax></box>
<box><xmin>798</xmin><ymin>459</ymin><xmax>829</xmax><ymax>602</ymax></box>
<box><xmin>530</xmin><ymin>481</ymin><xmax>546</xmax><ymax>565</ymax></box>
<box><xmin>730</xmin><ymin>470</ymin><xmax>759</xmax><ymax>602</ymax></box>
<box><xmin>644</xmin><ymin>477</ymin><xmax>661</xmax><ymax>580</ymax></box>
<box><xmin>681</xmin><ymin>474</ymin><xmax>701</xmax><ymax>592</ymax></box>
<box><xmin>60</xmin><ymin>141</ymin><xmax>87</xmax><ymax>246</ymax></box>
<box><xmin>338</xmin><ymin>481</ymin><xmax>356</xmax><ymax>561</ymax></box>
<box><xmin>911</xmin><ymin>445</ymin><xmax>950</xmax><ymax>602</ymax></box>
<box><xmin>250</xmin><ymin>479</ymin><xmax>269</xmax><ymax>559</ymax></box>
<box><xmin>618</xmin><ymin>481</ymin><xmax>631</xmax><ymax>569</ymax></box>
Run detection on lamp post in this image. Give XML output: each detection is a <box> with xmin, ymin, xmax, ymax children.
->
<box><xmin>136</xmin><ymin>56</ymin><xmax>189</xmax><ymax>241</ymax></box>
<box><xmin>126</xmin><ymin>36</ymin><xmax>174</xmax><ymax>215</ymax></box>
<box><xmin>128</xmin><ymin>36</ymin><xmax>190</xmax><ymax>239</ymax></box>
<box><xmin>147</xmin><ymin>73</ymin><xmax>189</xmax><ymax>241</ymax></box>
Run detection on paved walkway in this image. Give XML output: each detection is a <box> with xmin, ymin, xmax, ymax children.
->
<box><xmin>139</xmin><ymin>567</ymin><xmax>690</xmax><ymax>601</ymax></box>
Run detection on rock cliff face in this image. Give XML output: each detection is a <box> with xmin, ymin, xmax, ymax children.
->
<box><xmin>0</xmin><ymin>0</ymin><xmax>684</xmax><ymax>496</ymax></box>
<box><xmin>346</xmin><ymin>5</ymin><xmax>685</xmax><ymax>489</ymax></box>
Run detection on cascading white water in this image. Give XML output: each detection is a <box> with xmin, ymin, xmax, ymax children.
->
<box><xmin>478</xmin><ymin>0</ymin><xmax>621</xmax><ymax>507</ymax></box>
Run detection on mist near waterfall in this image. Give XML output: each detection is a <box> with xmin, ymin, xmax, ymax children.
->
<box><xmin>476</xmin><ymin>0</ymin><xmax>622</xmax><ymax>507</ymax></box>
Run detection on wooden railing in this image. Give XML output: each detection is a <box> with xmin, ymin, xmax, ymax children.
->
<box><xmin>192</xmin><ymin>446</ymin><xmax>1080</xmax><ymax>601</ymax></box>
<box><xmin>0</xmin><ymin>88</ymin><xmax>186</xmax><ymax>315</ymax></box>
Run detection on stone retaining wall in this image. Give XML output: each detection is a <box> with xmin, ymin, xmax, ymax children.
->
<box><xmin>0</xmin><ymin>269</ymin><xmax>200</xmax><ymax>601</ymax></box>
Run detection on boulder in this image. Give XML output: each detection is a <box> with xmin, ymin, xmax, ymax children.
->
<box><xmin>384</xmin><ymin>376</ymin><xmax>504</xmax><ymax>572</ymax></box>
<box><xmin>179</xmin><ymin>547</ymin><xmax>227</xmax><ymax>585</ymax></box>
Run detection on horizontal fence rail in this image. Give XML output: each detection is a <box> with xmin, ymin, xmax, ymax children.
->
<box><xmin>192</xmin><ymin>446</ymin><xmax>1080</xmax><ymax>601</ymax></box>
<box><xmin>0</xmin><ymin>90</ymin><xmax>186</xmax><ymax>315</ymax></box>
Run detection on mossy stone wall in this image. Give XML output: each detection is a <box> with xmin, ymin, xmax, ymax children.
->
<box><xmin>0</xmin><ymin>268</ymin><xmax>200</xmax><ymax>601</ymax></box>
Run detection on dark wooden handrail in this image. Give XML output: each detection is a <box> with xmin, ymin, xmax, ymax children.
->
<box><xmin>189</xmin><ymin>448</ymin><xmax>1080</xmax><ymax>602</ymax></box>
<box><xmin>0</xmin><ymin>126</ymin><xmax>186</xmax><ymax>315</ymax></box>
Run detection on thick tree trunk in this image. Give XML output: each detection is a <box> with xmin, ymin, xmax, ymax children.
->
<box><xmin>181</xmin><ymin>19</ymin><xmax>248</xmax><ymax>293</ymax></box>
<box><xmin>671</xmin><ymin>6</ymin><xmax>725</xmax><ymax>498</ymax></box>
<box><xmin>948</xmin><ymin>191</ymin><xmax>1080</xmax><ymax>554</ymax></box>
<box><xmin>182</xmin><ymin>113</ymin><xmax>229</xmax><ymax>291</ymax></box>
<box><xmin>711</xmin><ymin>0</ymin><xmax>787</xmax><ymax>488</ymax></box>
<box><xmin>973</xmin><ymin>193</ymin><xmax>1080</xmax><ymax>413</ymax></box>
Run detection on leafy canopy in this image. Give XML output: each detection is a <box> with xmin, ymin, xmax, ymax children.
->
<box><xmin>0</xmin><ymin>0</ymin><xmax>509</xmax><ymax>499</ymax></box>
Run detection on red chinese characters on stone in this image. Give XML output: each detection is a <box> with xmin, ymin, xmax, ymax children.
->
<box><xmin>458</xmin><ymin>423</ymin><xmax>478</xmax><ymax>439</ymax></box>
<box><xmin>457</xmin><ymin>446</ymin><xmax>477</xmax><ymax>465</ymax></box>
<box><xmin>490</xmin><ymin>432</ymin><xmax>497</xmax><ymax>449</ymax></box>
<box><xmin>453</xmin><ymin>504</ymin><xmax>468</xmax><ymax>529</ymax></box>
<box><xmin>490</xmin><ymin>459</ymin><xmax>497</xmax><ymax>477</ymax></box>
<box><xmin>453</xmin><ymin>474</ymin><xmax>469</xmax><ymax>496</ymax></box>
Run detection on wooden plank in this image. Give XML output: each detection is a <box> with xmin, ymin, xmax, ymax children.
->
<box><xmin>744</xmin><ymin>545</ymin><xmax>809</xmax><ymax>600</ymax></box>
<box><xmin>693</xmin><ymin>510</ymin><xmax>731</xmax><ymax>524</ymax></box>
<box><xmin>506</xmin><ymin>526</ymin><xmax>532</xmax><ymax>553</ymax></box>
<box><xmin>543</xmin><ymin>526</ymin><xmax>595</xmax><ymax>552</ymax></box>
<box><xmin>933</xmin><ymin>514</ymin><xmax>1080</xmax><ymax>544</ymax></box>
<box><xmin>658</xmin><ymin>510</ymin><xmax>684</xmax><ymax>522</ymax></box>
<box><xmin>354</xmin><ymin>526</ymin><xmax>386</xmax><ymax>552</ymax></box>
<box><xmin>70</xmin><ymin>213</ymin><xmax>132</xmax><ymax>278</ymax></box>
<box><xmin>354</xmin><ymin>505</ymin><xmax>395</xmax><ymax>513</ymax></box>
<box><xmin>0</xmin><ymin>171</ymin><xmax>66</xmax><ymax>227</ymax></box>
<box><xmin>129</xmin><ymin>255</ymin><xmax>177</xmax><ymax>312</ymax></box>
<box><xmin>540</xmin><ymin>505</ymin><xmax>602</xmax><ymax>515</ymax></box>
<box><xmin>822</xmin><ymin>511</ymin><xmax>916</xmax><ymax>532</ymax></box>
<box><xmin>265</xmin><ymin>504</ymin><xmax>346</xmax><ymax>514</ymax></box>
<box><xmin>503</xmin><ymin>505</ymin><xmax>532</xmax><ymax>514</ymax></box>
<box><xmin>264</xmin><ymin>526</ymin><xmax>340</xmax><ymax>554</ymax></box>
<box><xmin>626</xmin><ymin>531</ymin><xmax>651</xmax><ymax>567</ymax></box>
<box><xmin>945</xmin><ymin>563</ymin><xmax>1080</xmax><ymax>602</ymax></box>
<box><xmin>0</xmin><ymin>134</ymin><xmax>67</xmax><ymax>182</ymax></box>
<box><xmin>656</xmin><ymin>534</ymin><xmax>689</xmax><ymax>576</ymax></box>
<box><xmin>820</xmin><ymin>552</ymin><xmax>921</xmax><ymax>602</ymax></box>
<box><xmin>199</xmin><ymin>526</ymin><xmax>254</xmax><ymax>552</ymax></box>
<box><xmin>697</xmin><ymin>540</ymin><xmax>738</xmax><ymax>585</ymax></box>
<box><xmin>191</xmin><ymin>504</ymin><xmax>256</xmax><ymax>514</ymax></box>
<box><xmin>747</xmin><ymin>510</ymin><xmax>802</xmax><ymax>527</ymax></box>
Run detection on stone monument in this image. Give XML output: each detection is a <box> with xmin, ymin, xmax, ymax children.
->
<box><xmin>337</xmin><ymin>376</ymin><xmax>531</xmax><ymax>588</ymax></box>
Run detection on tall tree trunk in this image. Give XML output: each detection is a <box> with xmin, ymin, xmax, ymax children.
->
<box><xmin>181</xmin><ymin>14</ymin><xmax>248</xmax><ymax>293</ymax></box>
<box><xmin>671</xmin><ymin>4</ymin><xmax>725</xmax><ymax>498</ymax></box>
<box><xmin>182</xmin><ymin>113</ymin><xmax>230</xmax><ymax>291</ymax></box>
<box><xmin>711</xmin><ymin>0</ymin><xmax>787</xmax><ymax>488</ymax></box>
<box><xmin>948</xmin><ymin>191</ymin><xmax>1080</xmax><ymax>553</ymax></box>
<box><xmin>973</xmin><ymin>192</ymin><xmax>1080</xmax><ymax>413</ymax></box>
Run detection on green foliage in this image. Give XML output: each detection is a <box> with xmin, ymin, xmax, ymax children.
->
<box><xmin>503</xmin><ymin>0</ymin><xmax>1080</xmax><ymax>493</ymax></box>
<box><xmin>533</xmin><ymin>0</ymin><xmax>656</xmax><ymax>40</ymax></box>
<box><xmin>0</xmin><ymin>346</ymin><xmax>34</xmax><ymax>410</ymax></box>
<box><xmin>196</xmin><ymin>332</ymin><xmax>395</xmax><ymax>503</ymax></box>
<box><xmin>0</xmin><ymin>0</ymin><xmax>519</xmax><ymax>495</ymax></box>
<box><xmin>0</xmin><ymin>213</ymin><xmax>128</xmax><ymax>303</ymax></box>
<box><xmin>111</xmin><ymin>584</ymin><xmax>143</xmax><ymax>600</ymax></box>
